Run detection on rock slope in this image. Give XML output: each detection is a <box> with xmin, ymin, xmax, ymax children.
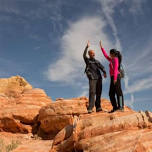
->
<box><xmin>43</xmin><ymin>98</ymin><xmax>152</xmax><ymax>152</ymax></box>
<box><xmin>0</xmin><ymin>76</ymin><xmax>152</xmax><ymax>152</ymax></box>
<box><xmin>0</xmin><ymin>76</ymin><xmax>52</xmax><ymax>134</ymax></box>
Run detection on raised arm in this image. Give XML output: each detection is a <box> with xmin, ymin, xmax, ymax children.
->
<box><xmin>99</xmin><ymin>41</ymin><xmax>111</xmax><ymax>62</ymax></box>
<box><xmin>83</xmin><ymin>41</ymin><xmax>90</xmax><ymax>63</ymax></box>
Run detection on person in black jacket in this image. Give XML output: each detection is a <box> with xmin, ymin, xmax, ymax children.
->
<box><xmin>83</xmin><ymin>41</ymin><xmax>107</xmax><ymax>113</ymax></box>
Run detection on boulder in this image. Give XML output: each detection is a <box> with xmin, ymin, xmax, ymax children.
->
<box><xmin>0</xmin><ymin>75</ymin><xmax>32</xmax><ymax>98</ymax></box>
<box><xmin>50</xmin><ymin>111</ymin><xmax>152</xmax><ymax>152</ymax></box>
<box><xmin>38</xmin><ymin>98</ymin><xmax>88</xmax><ymax>135</ymax></box>
<box><xmin>38</xmin><ymin>98</ymin><xmax>131</xmax><ymax>136</ymax></box>
<box><xmin>0</xmin><ymin>76</ymin><xmax>52</xmax><ymax>133</ymax></box>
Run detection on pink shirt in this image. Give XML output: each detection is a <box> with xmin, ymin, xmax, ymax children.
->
<box><xmin>101</xmin><ymin>47</ymin><xmax>120</xmax><ymax>81</ymax></box>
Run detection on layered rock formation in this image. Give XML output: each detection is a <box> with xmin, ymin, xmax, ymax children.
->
<box><xmin>0</xmin><ymin>75</ymin><xmax>32</xmax><ymax>98</ymax></box>
<box><xmin>38</xmin><ymin>97</ymin><xmax>151</xmax><ymax>152</ymax></box>
<box><xmin>0</xmin><ymin>76</ymin><xmax>152</xmax><ymax>152</ymax></box>
<box><xmin>50</xmin><ymin>109</ymin><xmax>152</xmax><ymax>152</ymax></box>
<box><xmin>38</xmin><ymin>97</ymin><xmax>132</xmax><ymax>136</ymax></box>
<box><xmin>0</xmin><ymin>76</ymin><xmax>52</xmax><ymax>134</ymax></box>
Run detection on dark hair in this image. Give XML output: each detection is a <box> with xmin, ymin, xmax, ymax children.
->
<box><xmin>110</xmin><ymin>49</ymin><xmax>122</xmax><ymax>70</ymax></box>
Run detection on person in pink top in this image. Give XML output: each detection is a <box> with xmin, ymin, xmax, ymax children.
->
<box><xmin>99</xmin><ymin>41</ymin><xmax>124</xmax><ymax>112</ymax></box>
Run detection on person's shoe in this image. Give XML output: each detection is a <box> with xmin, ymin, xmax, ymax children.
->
<box><xmin>96</xmin><ymin>107</ymin><xmax>102</xmax><ymax>112</ymax></box>
<box><xmin>109</xmin><ymin>108</ymin><xmax>118</xmax><ymax>113</ymax></box>
<box><xmin>117</xmin><ymin>108</ymin><xmax>124</xmax><ymax>112</ymax></box>
<box><xmin>88</xmin><ymin>109</ymin><xmax>93</xmax><ymax>114</ymax></box>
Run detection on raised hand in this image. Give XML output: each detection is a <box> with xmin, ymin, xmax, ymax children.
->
<box><xmin>114</xmin><ymin>80</ymin><xmax>117</xmax><ymax>85</ymax></box>
<box><xmin>87</xmin><ymin>40</ymin><xmax>90</xmax><ymax>48</ymax></box>
<box><xmin>104</xmin><ymin>73</ymin><xmax>107</xmax><ymax>78</ymax></box>
<box><xmin>99</xmin><ymin>40</ymin><xmax>103</xmax><ymax>48</ymax></box>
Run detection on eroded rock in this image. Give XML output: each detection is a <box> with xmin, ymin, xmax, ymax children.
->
<box><xmin>0</xmin><ymin>76</ymin><xmax>52</xmax><ymax>134</ymax></box>
<box><xmin>50</xmin><ymin>110</ymin><xmax>152</xmax><ymax>152</ymax></box>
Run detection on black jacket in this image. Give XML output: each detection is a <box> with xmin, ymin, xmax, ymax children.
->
<box><xmin>83</xmin><ymin>46</ymin><xmax>106</xmax><ymax>80</ymax></box>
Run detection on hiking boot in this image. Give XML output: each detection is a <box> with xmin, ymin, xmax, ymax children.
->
<box><xmin>96</xmin><ymin>107</ymin><xmax>102</xmax><ymax>112</ymax></box>
<box><xmin>117</xmin><ymin>96</ymin><xmax>124</xmax><ymax>110</ymax></box>
<box><xmin>117</xmin><ymin>108</ymin><xmax>124</xmax><ymax>112</ymax></box>
<box><xmin>88</xmin><ymin>109</ymin><xmax>93</xmax><ymax>114</ymax></box>
<box><xmin>109</xmin><ymin>108</ymin><xmax>118</xmax><ymax>113</ymax></box>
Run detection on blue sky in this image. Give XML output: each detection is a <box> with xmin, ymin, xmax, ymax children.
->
<box><xmin>0</xmin><ymin>0</ymin><xmax>152</xmax><ymax>111</ymax></box>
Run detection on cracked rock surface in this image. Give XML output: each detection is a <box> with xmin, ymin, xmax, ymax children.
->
<box><xmin>0</xmin><ymin>76</ymin><xmax>152</xmax><ymax>152</ymax></box>
<box><xmin>46</xmin><ymin>98</ymin><xmax>152</xmax><ymax>152</ymax></box>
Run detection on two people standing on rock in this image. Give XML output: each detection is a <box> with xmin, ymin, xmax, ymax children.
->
<box><xmin>83</xmin><ymin>41</ymin><xmax>124</xmax><ymax>113</ymax></box>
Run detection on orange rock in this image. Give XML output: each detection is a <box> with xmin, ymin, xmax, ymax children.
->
<box><xmin>0</xmin><ymin>75</ymin><xmax>32</xmax><ymax>98</ymax></box>
<box><xmin>0</xmin><ymin>132</ymin><xmax>52</xmax><ymax>152</ymax></box>
<box><xmin>50</xmin><ymin>110</ymin><xmax>152</xmax><ymax>152</ymax></box>
<box><xmin>12</xmin><ymin>140</ymin><xmax>52</xmax><ymax>152</ymax></box>
<box><xmin>16</xmin><ymin>88</ymin><xmax>52</xmax><ymax>106</ymax></box>
<box><xmin>75</xmin><ymin>129</ymin><xmax>152</xmax><ymax>152</ymax></box>
<box><xmin>0</xmin><ymin>76</ymin><xmax>52</xmax><ymax>134</ymax></box>
<box><xmin>38</xmin><ymin>98</ymin><xmax>131</xmax><ymax>137</ymax></box>
<box><xmin>0</xmin><ymin>75</ymin><xmax>152</xmax><ymax>152</ymax></box>
<box><xmin>38</xmin><ymin>98</ymin><xmax>88</xmax><ymax>135</ymax></box>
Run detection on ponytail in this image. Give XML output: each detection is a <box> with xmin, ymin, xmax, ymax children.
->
<box><xmin>116</xmin><ymin>51</ymin><xmax>122</xmax><ymax>70</ymax></box>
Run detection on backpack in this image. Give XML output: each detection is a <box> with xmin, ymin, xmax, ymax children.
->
<box><xmin>119</xmin><ymin>64</ymin><xmax>125</xmax><ymax>78</ymax></box>
<box><xmin>117</xmin><ymin>51</ymin><xmax>125</xmax><ymax>78</ymax></box>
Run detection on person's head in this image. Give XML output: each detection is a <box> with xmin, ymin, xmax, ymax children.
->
<box><xmin>110</xmin><ymin>49</ymin><xmax>122</xmax><ymax>69</ymax></box>
<box><xmin>88</xmin><ymin>50</ymin><xmax>95</xmax><ymax>58</ymax></box>
<box><xmin>110</xmin><ymin>49</ymin><xmax>117</xmax><ymax>58</ymax></box>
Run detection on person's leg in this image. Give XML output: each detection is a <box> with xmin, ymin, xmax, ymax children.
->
<box><xmin>88</xmin><ymin>79</ymin><xmax>97</xmax><ymax>113</ymax></box>
<box><xmin>115</xmin><ymin>75</ymin><xmax>124</xmax><ymax>110</ymax></box>
<box><xmin>95</xmin><ymin>78</ymin><xmax>102</xmax><ymax>111</ymax></box>
<box><xmin>109</xmin><ymin>77</ymin><xmax>118</xmax><ymax>112</ymax></box>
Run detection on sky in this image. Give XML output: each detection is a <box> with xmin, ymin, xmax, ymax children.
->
<box><xmin>0</xmin><ymin>0</ymin><xmax>152</xmax><ymax>111</ymax></box>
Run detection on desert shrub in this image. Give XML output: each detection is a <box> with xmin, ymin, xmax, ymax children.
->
<box><xmin>0</xmin><ymin>139</ymin><xmax>20</xmax><ymax>152</ymax></box>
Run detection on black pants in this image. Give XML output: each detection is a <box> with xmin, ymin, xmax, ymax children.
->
<box><xmin>88</xmin><ymin>78</ymin><xmax>102</xmax><ymax>110</ymax></box>
<box><xmin>109</xmin><ymin>75</ymin><xmax>124</xmax><ymax>110</ymax></box>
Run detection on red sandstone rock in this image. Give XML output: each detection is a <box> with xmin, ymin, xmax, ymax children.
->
<box><xmin>0</xmin><ymin>76</ymin><xmax>152</xmax><ymax>152</ymax></box>
<box><xmin>16</xmin><ymin>88</ymin><xmax>52</xmax><ymax>106</ymax></box>
<box><xmin>0</xmin><ymin>75</ymin><xmax>32</xmax><ymax>98</ymax></box>
<box><xmin>0</xmin><ymin>76</ymin><xmax>52</xmax><ymax>134</ymax></box>
<box><xmin>38</xmin><ymin>98</ymin><xmax>88</xmax><ymax>135</ymax></box>
<box><xmin>0</xmin><ymin>132</ymin><xmax>52</xmax><ymax>152</ymax></box>
<box><xmin>75</xmin><ymin>129</ymin><xmax>152</xmax><ymax>152</ymax></box>
<box><xmin>50</xmin><ymin>111</ymin><xmax>152</xmax><ymax>152</ymax></box>
<box><xmin>38</xmin><ymin>98</ymin><xmax>131</xmax><ymax>135</ymax></box>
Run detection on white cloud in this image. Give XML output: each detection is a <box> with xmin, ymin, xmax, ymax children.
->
<box><xmin>127</xmin><ymin>45</ymin><xmax>152</xmax><ymax>77</ymax></box>
<box><xmin>46</xmin><ymin>16</ymin><xmax>113</xmax><ymax>83</ymax></box>
<box><xmin>96</xmin><ymin>0</ymin><xmax>151</xmax><ymax>98</ymax></box>
<box><xmin>96</xmin><ymin>0</ymin><xmax>151</xmax><ymax>105</ymax></box>
<box><xmin>96</xmin><ymin>0</ymin><xmax>124</xmax><ymax>51</ymax></box>
<box><xmin>125</xmin><ymin>76</ymin><xmax>152</xmax><ymax>94</ymax></box>
<box><xmin>124</xmin><ymin>39</ymin><xmax>152</xmax><ymax>94</ymax></box>
<box><xmin>46</xmin><ymin>0</ymin><xmax>150</xmax><ymax>107</ymax></box>
<box><xmin>96</xmin><ymin>0</ymin><xmax>147</xmax><ymax>49</ymax></box>
<box><xmin>46</xmin><ymin>0</ymin><xmax>130</xmax><ymax>84</ymax></box>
